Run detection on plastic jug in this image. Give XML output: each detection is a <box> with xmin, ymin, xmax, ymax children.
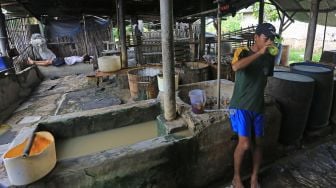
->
<box><xmin>189</xmin><ymin>89</ymin><xmax>206</xmax><ymax>114</ymax></box>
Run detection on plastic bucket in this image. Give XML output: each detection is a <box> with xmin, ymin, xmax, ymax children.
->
<box><xmin>157</xmin><ymin>74</ymin><xmax>179</xmax><ymax>92</ymax></box>
<box><xmin>2</xmin><ymin>131</ymin><xmax>56</xmax><ymax>186</ymax></box>
<box><xmin>98</xmin><ymin>56</ymin><xmax>121</xmax><ymax>72</ymax></box>
<box><xmin>189</xmin><ymin>89</ymin><xmax>206</xmax><ymax>114</ymax></box>
<box><xmin>0</xmin><ymin>56</ymin><xmax>7</xmax><ymax>71</ymax></box>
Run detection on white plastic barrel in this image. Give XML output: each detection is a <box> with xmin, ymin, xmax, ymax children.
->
<box><xmin>157</xmin><ymin>74</ymin><xmax>179</xmax><ymax>92</ymax></box>
<box><xmin>98</xmin><ymin>56</ymin><xmax>121</xmax><ymax>72</ymax></box>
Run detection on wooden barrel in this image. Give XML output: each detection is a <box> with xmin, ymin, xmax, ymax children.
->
<box><xmin>265</xmin><ymin>71</ymin><xmax>315</xmax><ymax>145</ymax></box>
<box><xmin>128</xmin><ymin>67</ymin><xmax>160</xmax><ymax>100</ymax></box>
<box><xmin>209</xmin><ymin>63</ymin><xmax>235</xmax><ymax>81</ymax></box>
<box><xmin>290</xmin><ymin>62</ymin><xmax>334</xmax><ymax>129</ymax></box>
<box><xmin>179</xmin><ymin>61</ymin><xmax>210</xmax><ymax>84</ymax></box>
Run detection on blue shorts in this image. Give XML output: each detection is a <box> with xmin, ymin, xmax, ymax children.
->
<box><xmin>229</xmin><ymin>108</ymin><xmax>264</xmax><ymax>137</ymax></box>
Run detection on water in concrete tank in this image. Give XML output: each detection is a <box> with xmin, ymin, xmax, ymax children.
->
<box><xmin>172</xmin><ymin>129</ymin><xmax>193</xmax><ymax>138</ymax></box>
<box><xmin>56</xmin><ymin>120</ymin><xmax>157</xmax><ymax>160</ymax></box>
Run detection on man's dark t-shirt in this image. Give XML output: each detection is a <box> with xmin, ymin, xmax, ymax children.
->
<box><xmin>229</xmin><ymin>47</ymin><xmax>274</xmax><ymax>114</ymax></box>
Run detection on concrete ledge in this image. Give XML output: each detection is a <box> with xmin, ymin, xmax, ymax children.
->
<box><xmin>38</xmin><ymin>99</ymin><xmax>161</xmax><ymax>138</ymax></box>
<box><xmin>0</xmin><ymin>66</ymin><xmax>42</xmax><ymax>123</ymax></box>
<box><xmin>157</xmin><ymin>114</ymin><xmax>188</xmax><ymax>136</ymax></box>
<box><xmin>38</xmin><ymin>63</ymin><xmax>93</xmax><ymax>78</ymax></box>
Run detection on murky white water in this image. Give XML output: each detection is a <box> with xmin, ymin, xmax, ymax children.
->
<box><xmin>56</xmin><ymin>121</ymin><xmax>157</xmax><ymax>160</ymax></box>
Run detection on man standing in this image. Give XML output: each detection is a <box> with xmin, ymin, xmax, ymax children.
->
<box><xmin>229</xmin><ymin>23</ymin><xmax>277</xmax><ymax>188</ymax></box>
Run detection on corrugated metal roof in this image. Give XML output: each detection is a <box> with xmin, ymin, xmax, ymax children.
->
<box><xmin>1</xmin><ymin>0</ymin><xmax>31</xmax><ymax>18</ymax></box>
<box><xmin>1</xmin><ymin>0</ymin><xmax>336</xmax><ymax>26</ymax></box>
<box><xmin>272</xmin><ymin>0</ymin><xmax>336</xmax><ymax>27</ymax></box>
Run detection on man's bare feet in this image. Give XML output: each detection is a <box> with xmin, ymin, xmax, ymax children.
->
<box><xmin>27</xmin><ymin>57</ymin><xmax>35</xmax><ymax>65</ymax></box>
<box><xmin>232</xmin><ymin>176</ymin><xmax>244</xmax><ymax>188</ymax></box>
<box><xmin>250</xmin><ymin>176</ymin><xmax>260</xmax><ymax>188</ymax></box>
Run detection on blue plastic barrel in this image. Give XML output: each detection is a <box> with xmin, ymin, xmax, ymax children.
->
<box><xmin>0</xmin><ymin>56</ymin><xmax>7</xmax><ymax>71</ymax></box>
<box><xmin>290</xmin><ymin>62</ymin><xmax>334</xmax><ymax>129</ymax></box>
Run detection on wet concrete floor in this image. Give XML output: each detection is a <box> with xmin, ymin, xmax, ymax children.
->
<box><xmin>209</xmin><ymin>132</ymin><xmax>336</xmax><ymax>188</ymax></box>
<box><xmin>260</xmin><ymin>139</ymin><xmax>336</xmax><ymax>188</ymax></box>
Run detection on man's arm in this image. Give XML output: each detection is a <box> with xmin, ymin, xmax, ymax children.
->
<box><xmin>231</xmin><ymin>46</ymin><xmax>268</xmax><ymax>72</ymax></box>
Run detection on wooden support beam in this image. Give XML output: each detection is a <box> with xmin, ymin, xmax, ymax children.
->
<box><xmin>304</xmin><ymin>0</ymin><xmax>320</xmax><ymax>61</ymax></box>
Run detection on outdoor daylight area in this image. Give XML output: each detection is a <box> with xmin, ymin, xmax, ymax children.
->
<box><xmin>205</xmin><ymin>2</ymin><xmax>336</xmax><ymax>65</ymax></box>
<box><xmin>0</xmin><ymin>0</ymin><xmax>336</xmax><ymax>188</ymax></box>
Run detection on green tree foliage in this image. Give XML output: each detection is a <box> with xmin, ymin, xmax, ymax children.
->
<box><xmin>222</xmin><ymin>13</ymin><xmax>243</xmax><ymax>33</ymax></box>
<box><xmin>206</xmin><ymin>13</ymin><xmax>243</xmax><ymax>34</ymax></box>
<box><xmin>252</xmin><ymin>0</ymin><xmax>280</xmax><ymax>22</ymax></box>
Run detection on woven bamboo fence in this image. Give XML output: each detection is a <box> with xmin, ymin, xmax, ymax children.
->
<box><xmin>48</xmin><ymin>20</ymin><xmax>112</xmax><ymax>58</ymax></box>
<box><xmin>6</xmin><ymin>17</ymin><xmax>36</xmax><ymax>72</ymax></box>
<box><xmin>6</xmin><ymin>17</ymin><xmax>112</xmax><ymax>72</ymax></box>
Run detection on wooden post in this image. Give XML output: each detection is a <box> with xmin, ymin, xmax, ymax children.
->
<box><xmin>199</xmin><ymin>17</ymin><xmax>206</xmax><ymax>58</ymax></box>
<box><xmin>259</xmin><ymin>0</ymin><xmax>265</xmax><ymax>24</ymax></box>
<box><xmin>0</xmin><ymin>6</ymin><xmax>13</xmax><ymax>72</ymax></box>
<box><xmin>82</xmin><ymin>14</ymin><xmax>89</xmax><ymax>55</ymax></box>
<box><xmin>117</xmin><ymin>0</ymin><xmax>128</xmax><ymax>68</ymax></box>
<box><xmin>160</xmin><ymin>0</ymin><xmax>176</xmax><ymax>121</ymax></box>
<box><xmin>322</xmin><ymin>12</ymin><xmax>328</xmax><ymax>52</ymax></box>
<box><xmin>0</xmin><ymin>6</ymin><xmax>9</xmax><ymax>57</ymax></box>
<box><xmin>217</xmin><ymin>4</ymin><xmax>221</xmax><ymax>110</ymax></box>
<box><xmin>39</xmin><ymin>16</ymin><xmax>46</xmax><ymax>38</ymax></box>
<box><xmin>304</xmin><ymin>0</ymin><xmax>320</xmax><ymax>61</ymax></box>
<box><xmin>189</xmin><ymin>23</ymin><xmax>195</xmax><ymax>61</ymax></box>
<box><xmin>199</xmin><ymin>0</ymin><xmax>206</xmax><ymax>59</ymax></box>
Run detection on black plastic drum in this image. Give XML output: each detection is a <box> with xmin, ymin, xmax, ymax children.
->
<box><xmin>266</xmin><ymin>71</ymin><xmax>315</xmax><ymax>145</ymax></box>
<box><xmin>330</xmin><ymin>77</ymin><xmax>336</xmax><ymax>126</ymax></box>
<box><xmin>290</xmin><ymin>63</ymin><xmax>334</xmax><ymax>129</ymax></box>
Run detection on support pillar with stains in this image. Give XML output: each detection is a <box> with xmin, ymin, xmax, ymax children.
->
<box><xmin>117</xmin><ymin>0</ymin><xmax>128</xmax><ymax>68</ymax></box>
<box><xmin>160</xmin><ymin>0</ymin><xmax>176</xmax><ymax>121</ymax></box>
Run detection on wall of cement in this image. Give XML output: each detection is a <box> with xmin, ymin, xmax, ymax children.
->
<box><xmin>0</xmin><ymin>78</ymin><xmax>283</xmax><ymax>187</ymax></box>
<box><xmin>0</xmin><ymin>66</ymin><xmax>43</xmax><ymax>123</ymax></box>
<box><xmin>38</xmin><ymin>99</ymin><xmax>161</xmax><ymax>138</ymax></box>
<box><xmin>37</xmin><ymin>63</ymin><xmax>93</xmax><ymax>79</ymax></box>
<box><xmin>0</xmin><ymin>94</ymin><xmax>281</xmax><ymax>188</ymax></box>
